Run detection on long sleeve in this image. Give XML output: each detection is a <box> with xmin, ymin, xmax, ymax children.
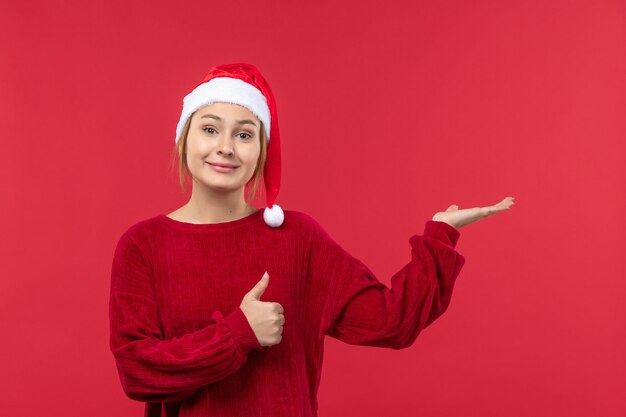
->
<box><xmin>108</xmin><ymin>228</ymin><xmax>263</xmax><ymax>403</ymax></box>
<box><xmin>313</xmin><ymin>219</ymin><xmax>465</xmax><ymax>349</ymax></box>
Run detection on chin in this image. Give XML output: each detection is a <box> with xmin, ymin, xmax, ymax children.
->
<box><xmin>200</xmin><ymin>179</ymin><xmax>244</xmax><ymax>192</ymax></box>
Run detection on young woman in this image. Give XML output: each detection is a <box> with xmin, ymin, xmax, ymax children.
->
<box><xmin>109</xmin><ymin>62</ymin><xmax>515</xmax><ymax>417</ymax></box>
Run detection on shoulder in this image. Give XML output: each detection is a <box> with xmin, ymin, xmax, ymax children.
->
<box><xmin>283</xmin><ymin>209</ymin><xmax>325</xmax><ymax>233</ymax></box>
<box><xmin>282</xmin><ymin>209</ymin><xmax>340</xmax><ymax>247</ymax></box>
<box><xmin>114</xmin><ymin>215</ymin><xmax>163</xmax><ymax>248</ymax></box>
<box><xmin>111</xmin><ymin>216</ymin><xmax>165</xmax><ymax>270</ymax></box>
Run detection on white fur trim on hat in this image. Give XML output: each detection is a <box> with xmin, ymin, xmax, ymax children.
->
<box><xmin>263</xmin><ymin>204</ymin><xmax>284</xmax><ymax>227</ymax></box>
<box><xmin>175</xmin><ymin>77</ymin><xmax>271</xmax><ymax>144</ymax></box>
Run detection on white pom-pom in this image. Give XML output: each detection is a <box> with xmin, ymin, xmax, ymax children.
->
<box><xmin>263</xmin><ymin>204</ymin><xmax>284</xmax><ymax>227</ymax></box>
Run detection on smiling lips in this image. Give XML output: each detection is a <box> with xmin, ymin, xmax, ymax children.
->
<box><xmin>207</xmin><ymin>162</ymin><xmax>239</xmax><ymax>172</ymax></box>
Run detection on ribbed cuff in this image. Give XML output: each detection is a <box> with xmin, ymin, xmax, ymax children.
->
<box><xmin>223</xmin><ymin>306</ymin><xmax>264</xmax><ymax>355</ymax></box>
<box><xmin>423</xmin><ymin>220</ymin><xmax>461</xmax><ymax>247</ymax></box>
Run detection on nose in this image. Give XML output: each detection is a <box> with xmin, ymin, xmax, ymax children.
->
<box><xmin>216</xmin><ymin>134</ymin><xmax>234</xmax><ymax>156</ymax></box>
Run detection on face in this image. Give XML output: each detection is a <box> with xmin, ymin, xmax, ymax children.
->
<box><xmin>185</xmin><ymin>102</ymin><xmax>262</xmax><ymax>193</ymax></box>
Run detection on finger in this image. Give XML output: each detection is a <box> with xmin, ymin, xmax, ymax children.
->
<box><xmin>495</xmin><ymin>196</ymin><xmax>515</xmax><ymax>208</ymax></box>
<box><xmin>503</xmin><ymin>196</ymin><xmax>515</xmax><ymax>208</ymax></box>
<box><xmin>480</xmin><ymin>200</ymin><xmax>512</xmax><ymax>217</ymax></box>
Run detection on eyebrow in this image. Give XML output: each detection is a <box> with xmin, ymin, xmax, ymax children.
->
<box><xmin>200</xmin><ymin>113</ymin><xmax>258</xmax><ymax>127</ymax></box>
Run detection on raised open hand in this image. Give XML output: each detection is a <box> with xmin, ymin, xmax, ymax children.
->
<box><xmin>431</xmin><ymin>196</ymin><xmax>515</xmax><ymax>230</ymax></box>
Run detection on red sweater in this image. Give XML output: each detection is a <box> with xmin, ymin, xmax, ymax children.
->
<box><xmin>109</xmin><ymin>209</ymin><xmax>465</xmax><ymax>417</ymax></box>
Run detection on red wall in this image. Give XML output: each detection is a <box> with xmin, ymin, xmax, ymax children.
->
<box><xmin>1</xmin><ymin>0</ymin><xmax>624</xmax><ymax>416</ymax></box>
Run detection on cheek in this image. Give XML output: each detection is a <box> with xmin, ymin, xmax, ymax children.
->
<box><xmin>241</xmin><ymin>147</ymin><xmax>260</xmax><ymax>165</ymax></box>
<box><xmin>186</xmin><ymin>138</ymin><xmax>210</xmax><ymax>160</ymax></box>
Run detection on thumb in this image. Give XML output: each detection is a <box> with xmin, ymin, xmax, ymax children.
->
<box><xmin>245</xmin><ymin>271</ymin><xmax>270</xmax><ymax>301</ymax></box>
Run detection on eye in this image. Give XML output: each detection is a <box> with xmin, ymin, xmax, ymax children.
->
<box><xmin>203</xmin><ymin>127</ymin><xmax>216</xmax><ymax>134</ymax></box>
<box><xmin>238</xmin><ymin>132</ymin><xmax>253</xmax><ymax>139</ymax></box>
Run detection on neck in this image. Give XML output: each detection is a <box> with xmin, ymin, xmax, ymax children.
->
<box><xmin>184</xmin><ymin>180</ymin><xmax>256</xmax><ymax>223</ymax></box>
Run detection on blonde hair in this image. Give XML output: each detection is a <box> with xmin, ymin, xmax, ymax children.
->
<box><xmin>169</xmin><ymin>111</ymin><xmax>267</xmax><ymax>206</ymax></box>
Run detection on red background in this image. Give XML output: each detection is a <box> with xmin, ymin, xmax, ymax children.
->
<box><xmin>1</xmin><ymin>0</ymin><xmax>624</xmax><ymax>416</ymax></box>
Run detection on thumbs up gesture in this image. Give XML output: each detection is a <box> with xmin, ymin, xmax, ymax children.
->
<box><xmin>240</xmin><ymin>272</ymin><xmax>285</xmax><ymax>347</ymax></box>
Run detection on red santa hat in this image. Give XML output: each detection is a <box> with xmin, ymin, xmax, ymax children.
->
<box><xmin>175</xmin><ymin>62</ymin><xmax>284</xmax><ymax>228</ymax></box>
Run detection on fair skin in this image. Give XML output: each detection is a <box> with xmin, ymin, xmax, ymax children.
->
<box><xmin>432</xmin><ymin>196</ymin><xmax>515</xmax><ymax>229</ymax></box>
<box><xmin>168</xmin><ymin>102</ymin><xmax>516</xmax><ymax>347</ymax></box>
<box><xmin>168</xmin><ymin>102</ymin><xmax>261</xmax><ymax>224</ymax></box>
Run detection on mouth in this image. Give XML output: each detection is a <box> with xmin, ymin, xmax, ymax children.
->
<box><xmin>207</xmin><ymin>162</ymin><xmax>238</xmax><ymax>172</ymax></box>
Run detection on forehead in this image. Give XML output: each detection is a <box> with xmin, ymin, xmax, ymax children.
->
<box><xmin>196</xmin><ymin>102</ymin><xmax>258</xmax><ymax>120</ymax></box>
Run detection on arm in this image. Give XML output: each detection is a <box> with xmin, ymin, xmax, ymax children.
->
<box><xmin>317</xmin><ymin>220</ymin><xmax>465</xmax><ymax>349</ymax></box>
<box><xmin>108</xmin><ymin>229</ymin><xmax>262</xmax><ymax>403</ymax></box>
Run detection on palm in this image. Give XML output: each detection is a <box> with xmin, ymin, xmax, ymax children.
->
<box><xmin>432</xmin><ymin>196</ymin><xmax>515</xmax><ymax>229</ymax></box>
